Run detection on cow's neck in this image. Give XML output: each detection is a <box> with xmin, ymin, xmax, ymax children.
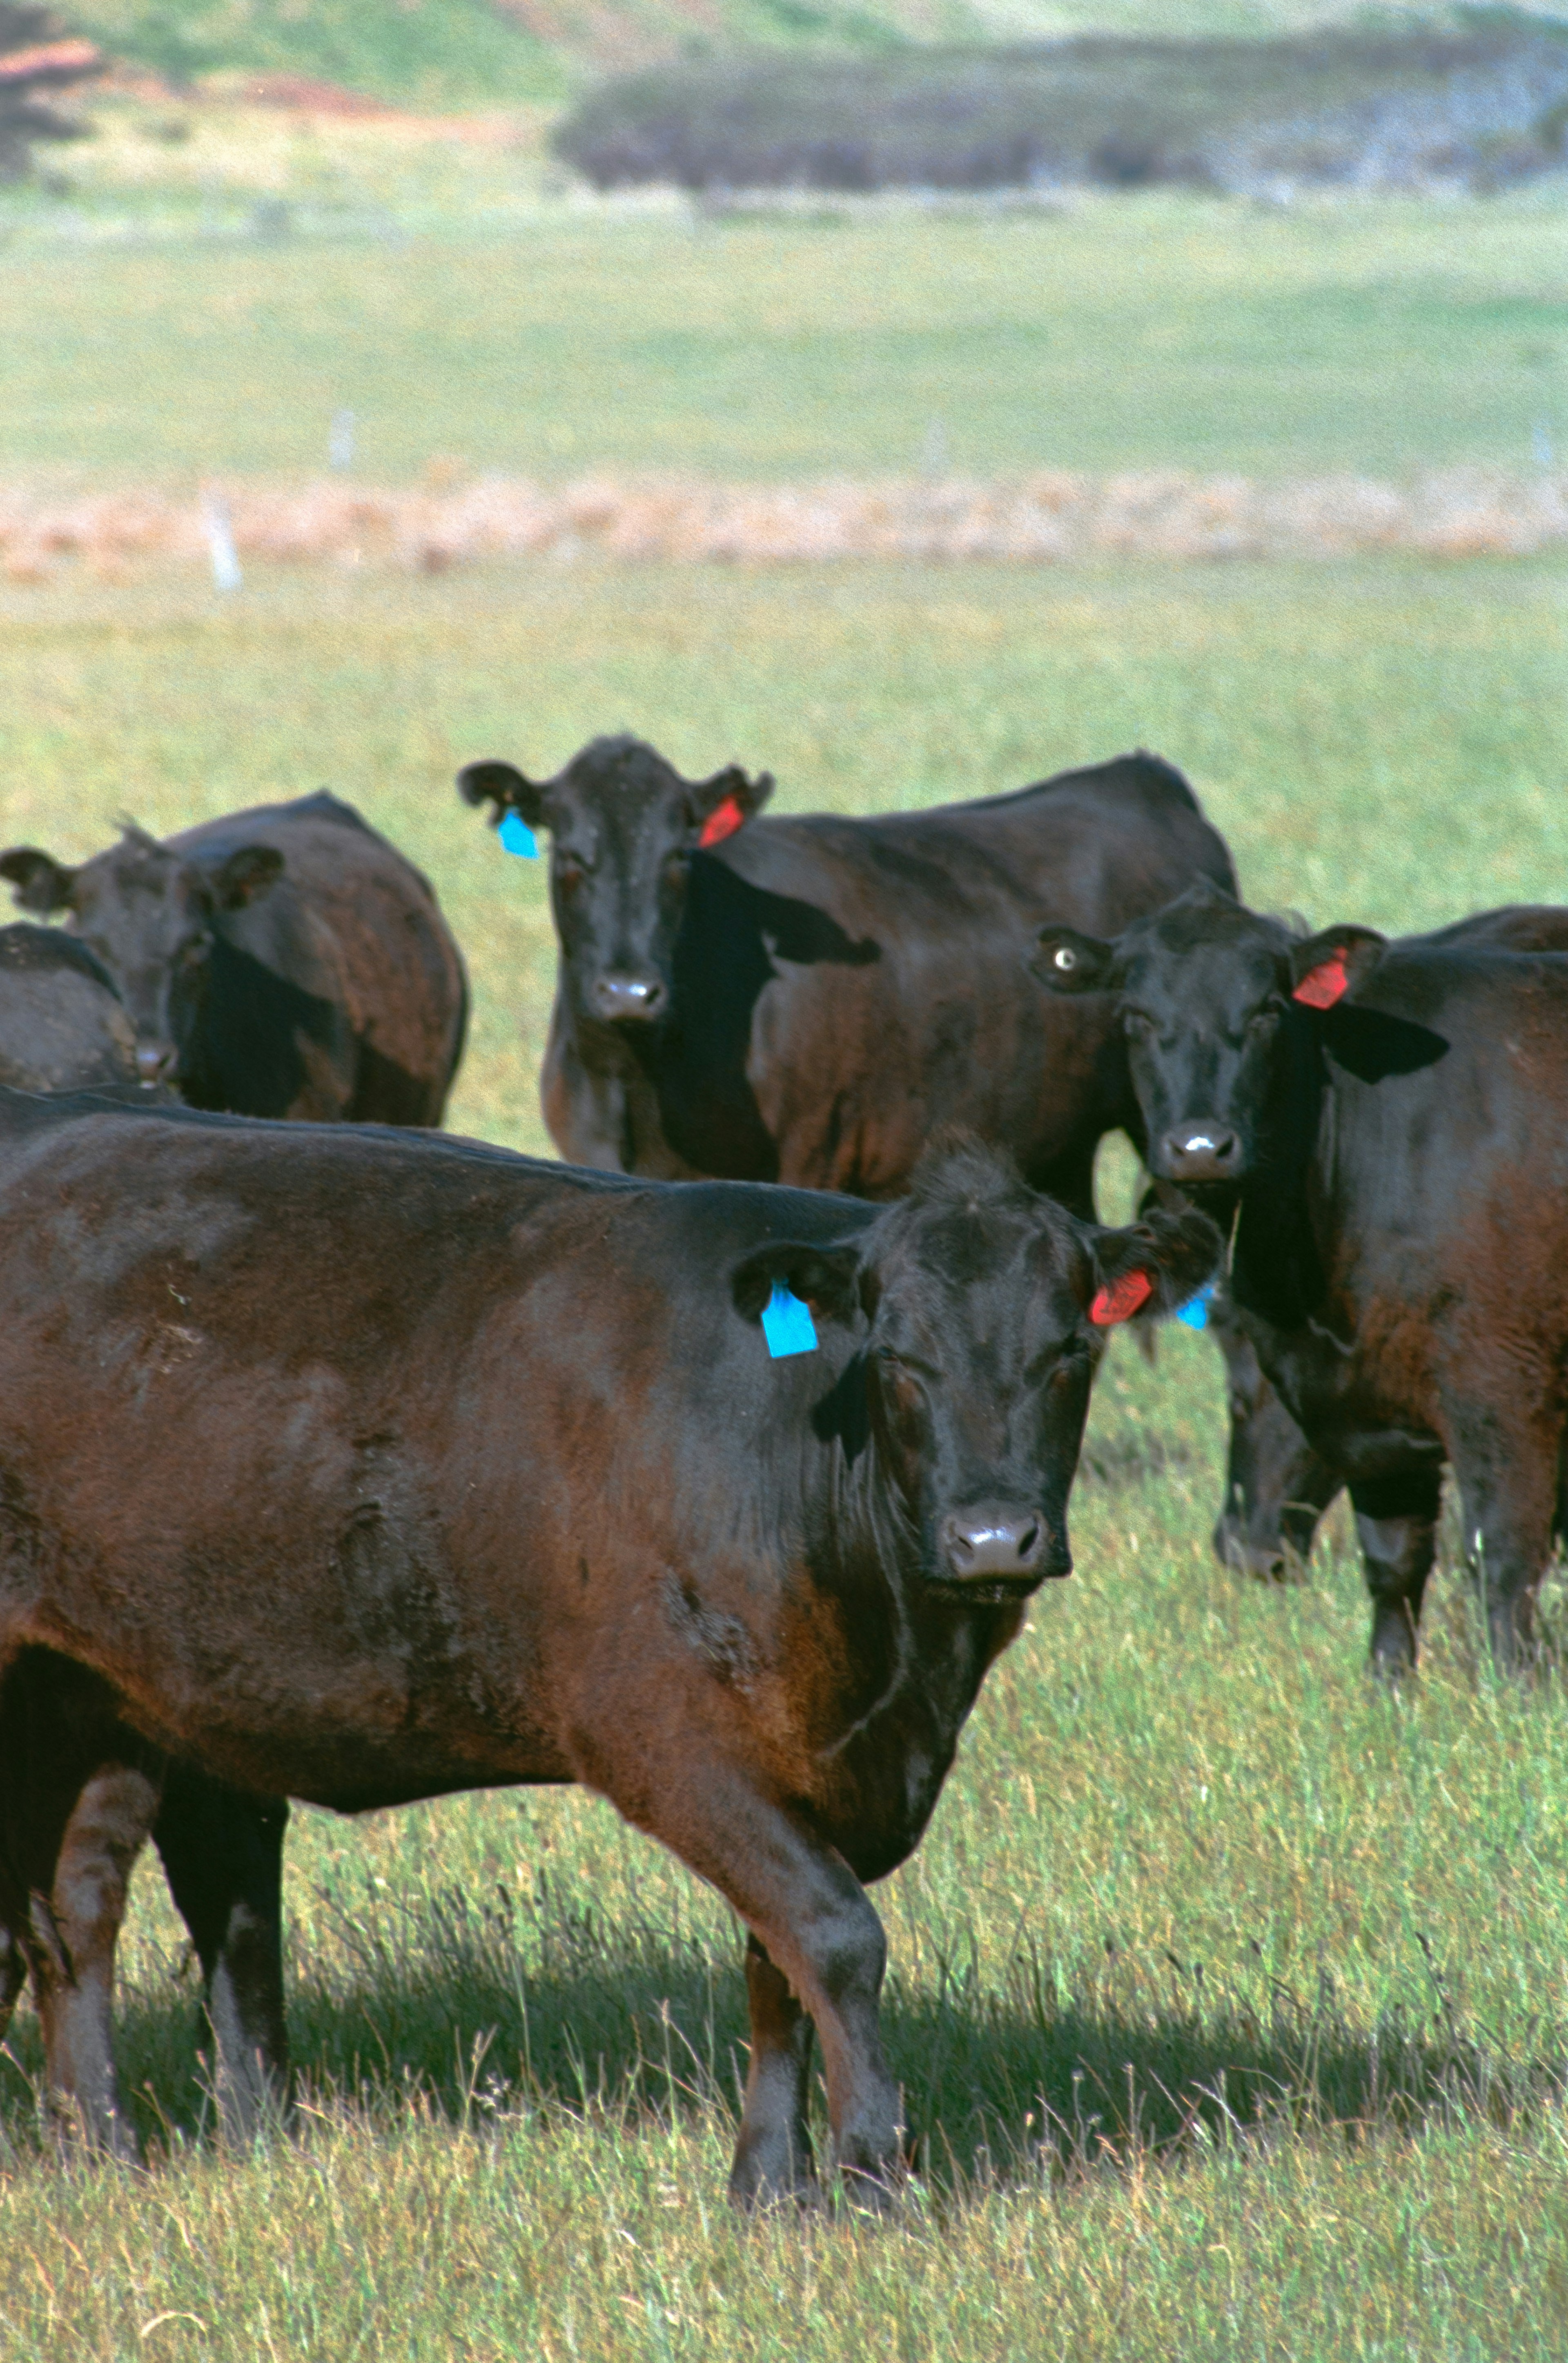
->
<box><xmin>1230</xmin><ymin>1006</ymin><xmax>1335</xmax><ymax>1335</ymax></box>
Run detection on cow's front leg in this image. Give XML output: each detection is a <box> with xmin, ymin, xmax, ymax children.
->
<box><xmin>1209</xmin><ymin>1300</ymin><xmax>1341</xmax><ymax>1580</ymax></box>
<box><xmin>153</xmin><ymin>1765</ymin><xmax>291</xmax><ymax>2142</ymax></box>
<box><xmin>730</xmin><ymin>1933</ymin><xmax>817</xmax><ymax>2207</ymax></box>
<box><xmin>1350</xmin><ymin>1467</ymin><xmax>1441</xmax><ymax>1674</ymax></box>
<box><xmin>600</xmin><ymin>1762</ymin><xmax>903</xmax><ymax>2207</ymax></box>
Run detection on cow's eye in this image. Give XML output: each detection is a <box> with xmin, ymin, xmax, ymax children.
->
<box><xmin>555</xmin><ymin>861</ymin><xmax>586</xmax><ymax>894</ymax></box>
<box><xmin>183</xmin><ymin>940</ymin><xmax>210</xmax><ymax>968</ymax></box>
<box><xmin>662</xmin><ymin>854</ymin><xmax>690</xmax><ymax>886</ymax></box>
<box><xmin>1246</xmin><ymin>1007</ymin><xmax>1279</xmax><ymax>1035</ymax></box>
<box><xmin>1123</xmin><ymin>1011</ymin><xmax>1154</xmax><ymax>1040</ymax></box>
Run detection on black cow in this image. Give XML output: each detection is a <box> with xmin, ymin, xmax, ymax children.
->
<box><xmin>458</xmin><ymin>733</ymin><xmax>1319</xmax><ymax>1569</ymax></box>
<box><xmin>0</xmin><ymin>1093</ymin><xmax>1218</xmax><ymax>2194</ymax></box>
<box><xmin>0</xmin><ymin>791</ymin><xmax>467</xmax><ymax>1123</ymax></box>
<box><xmin>0</xmin><ymin>924</ymin><xmax>141</xmax><ymax>1093</ymax></box>
<box><xmin>1035</xmin><ymin>882</ymin><xmax>1568</xmax><ymax>1671</ymax></box>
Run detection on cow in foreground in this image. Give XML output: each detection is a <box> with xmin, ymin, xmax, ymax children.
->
<box><xmin>0</xmin><ymin>1094</ymin><xmax>1218</xmax><ymax>2195</ymax></box>
<box><xmin>1036</xmin><ymin>882</ymin><xmax>1568</xmax><ymax>1672</ymax></box>
<box><xmin>458</xmin><ymin>733</ymin><xmax>1323</xmax><ymax>1571</ymax></box>
<box><xmin>0</xmin><ymin>791</ymin><xmax>467</xmax><ymax>1123</ymax></box>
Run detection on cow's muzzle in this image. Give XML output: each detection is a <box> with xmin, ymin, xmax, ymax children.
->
<box><xmin>937</xmin><ymin>1504</ymin><xmax>1066</xmax><ymax>1587</ymax></box>
<box><xmin>590</xmin><ymin>970</ymin><xmax>668</xmax><ymax>1023</ymax></box>
<box><xmin>135</xmin><ymin>1039</ymin><xmax>178</xmax><ymax>1086</ymax></box>
<box><xmin>1157</xmin><ymin>1121</ymin><xmax>1241</xmax><ymax>1184</ymax></box>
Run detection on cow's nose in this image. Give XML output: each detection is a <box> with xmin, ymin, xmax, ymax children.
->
<box><xmin>940</xmin><ymin>1505</ymin><xmax>1061</xmax><ymax>1583</ymax></box>
<box><xmin>1159</xmin><ymin>1122</ymin><xmax>1240</xmax><ymax>1183</ymax></box>
<box><xmin>589</xmin><ymin>971</ymin><xmax>667</xmax><ymax>1023</ymax></box>
<box><xmin>135</xmin><ymin>1040</ymin><xmax>178</xmax><ymax>1085</ymax></box>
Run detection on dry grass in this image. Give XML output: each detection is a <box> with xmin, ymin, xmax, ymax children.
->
<box><xmin>3</xmin><ymin>466</ymin><xmax>1566</xmax><ymax>584</ymax></box>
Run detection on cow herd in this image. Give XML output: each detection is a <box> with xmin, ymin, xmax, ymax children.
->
<box><xmin>0</xmin><ymin>737</ymin><xmax>1563</xmax><ymax>2210</ymax></box>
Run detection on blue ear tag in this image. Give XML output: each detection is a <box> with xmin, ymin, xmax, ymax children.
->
<box><xmin>762</xmin><ymin>1282</ymin><xmax>817</xmax><ymax>1359</ymax></box>
<box><xmin>1176</xmin><ymin>1278</ymin><xmax>1220</xmax><ymax>1331</ymax></box>
<box><xmin>498</xmin><ymin>810</ymin><xmax>538</xmax><ymax>858</ymax></box>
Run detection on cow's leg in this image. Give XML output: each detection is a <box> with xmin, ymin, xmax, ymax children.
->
<box><xmin>152</xmin><ymin>1765</ymin><xmax>290</xmax><ymax>2141</ymax></box>
<box><xmin>605</xmin><ymin>1767</ymin><xmax>902</xmax><ymax>2207</ymax></box>
<box><xmin>730</xmin><ymin>1933</ymin><xmax>817</xmax><ymax>2205</ymax></box>
<box><xmin>0</xmin><ymin>1651</ymin><xmax>160</xmax><ymax>2157</ymax></box>
<box><xmin>1210</xmin><ymin>1303</ymin><xmax>1341</xmax><ymax>1580</ymax></box>
<box><xmin>1349</xmin><ymin>1467</ymin><xmax>1442</xmax><ymax>1675</ymax></box>
<box><xmin>1443</xmin><ymin>1400</ymin><xmax>1563</xmax><ymax>1675</ymax></box>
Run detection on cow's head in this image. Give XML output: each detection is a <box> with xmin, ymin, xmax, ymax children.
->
<box><xmin>459</xmin><ymin>735</ymin><xmax>774</xmax><ymax>1030</ymax></box>
<box><xmin>1032</xmin><ymin>880</ymin><xmax>1387</xmax><ymax>1188</ymax></box>
<box><xmin>0</xmin><ymin>823</ymin><xmax>283</xmax><ymax>1089</ymax></box>
<box><xmin>731</xmin><ymin>1142</ymin><xmax>1222</xmax><ymax>1599</ymax></box>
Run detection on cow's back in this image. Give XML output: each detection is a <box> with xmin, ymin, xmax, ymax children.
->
<box><xmin>658</xmin><ymin>753</ymin><xmax>1234</xmax><ymax>1201</ymax></box>
<box><xmin>0</xmin><ymin>924</ymin><xmax>139</xmax><ymax>1092</ymax></box>
<box><xmin>169</xmin><ymin>793</ymin><xmax>468</xmax><ymax>1125</ymax></box>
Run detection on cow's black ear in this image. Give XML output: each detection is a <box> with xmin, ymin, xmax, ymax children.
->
<box><xmin>731</xmin><ymin>1240</ymin><xmax>863</xmax><ymax>1328</ymax></box>
<box><xmin>457</xmin><ymin>760</ymin><xmax>551</xmax><ymax>832</ymax></box>
<box><xmin>1031</xmin><ymin>925</ymin><xmax>1120</xmax><ymax>994</ymax></box>
<box><xmin>1087</xmin><ymin>1204</ymin><xmax>1225</xmax><ymax>1329</ymax></box>
<box><xmin>1287</xmin><ymin>924</ymin><xmax>1386</xmax><ymax>1010</ymax></box>
<box><xmin>688</xmin><ymin>765</ymin><xmax>774</xmax><ymax>834</ymax></box>
<box><xmin>213</xmin><ymin>845</ymin><xmax>284</xmax><ymax>910</ymax></box>
<box><xmin>0</xmin><ymin>847</ymin><xmax>76</xmax><ymax>914</ymax></box>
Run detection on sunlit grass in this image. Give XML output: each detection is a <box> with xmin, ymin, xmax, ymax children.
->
<box><xmin>0</xmin><ymin>555</ymin><xmax>1565</xmax><ymax>2354</ymax></box>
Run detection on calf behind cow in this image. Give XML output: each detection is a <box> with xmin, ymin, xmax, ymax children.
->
<box><xmin>0</xmin><ymin>790</ymin><xmax>467</xmax><ymax>1124</ymax></box>
<box><xmin>1036</xmin><ymin>882</ymin><xmax>1568</xmax><ymax>1671</ymax></box>
<box><xmin>0</xmin><ymin>1093</ymin><xmax>1218</xmax><ymax>2194</ymax></box>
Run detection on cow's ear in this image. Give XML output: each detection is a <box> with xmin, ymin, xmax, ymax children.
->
<box><xmin>1288</xmin><ymin>925</ymin><xmax>1386</xmax><ymax>1010</ymax></box>
<box><xmin>1087</xmin><ymin>1204</ymin><xmax>1225</xmax><ymax>1328</ymax></box>
<box><xmin>457</xmin><ymin>760</ymin><xmax>551</xmax><ymax>832</ymax></box>
<box><xmin>0</xmin><ymin>847</ymin><xmax>76</xmax><ymax>914</ymax></box>
<box><xmin>213</xmin><ymin>845</ymin><xmax>283</xmax><ymax>910</ymax></box>
<box><xmin>688</xmin><ymin>765</ymin><xmax>773</xmax><ymax>848</ymax></box>
<box><xmin>731</xmin><ymin>1240</ymin><xmax>863</xmax><ymax>1328</ymax></box>
<box><xmin>1031</xmin><ymin>925</ymin><xmax>1120</xmax><ymax>994</ymax></box>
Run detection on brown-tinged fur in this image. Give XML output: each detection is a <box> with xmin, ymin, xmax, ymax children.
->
<box><xmin>0</xmin><ymin>1094</ymin><xmax>1218</xmax><ymax>2190</ymax></box>
<box><xmin>0</xmin><ymin>791</ymin><xmax>466</xmax><ymax>1121</ymax></box>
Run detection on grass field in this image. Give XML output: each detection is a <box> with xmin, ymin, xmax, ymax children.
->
<box><xmin>2</xmin><ymin>180</ymin><xmax>1564</xmax><ymax>481</ymax></box>
<box><xmin>1</xmin><ymin>553</ymin><xmax>1566</xmax><ymax>2359</ymax></box>
<box><xmin>2</xmin><ymin>109</ymin><xmax>1568</xmax><ymax>2360</ymax></box>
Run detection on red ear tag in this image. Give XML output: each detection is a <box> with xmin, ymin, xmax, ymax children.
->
<box><xmin>697</xmin><ymin>795</ymin><xmax>746</xmax><ymax>850</ymax></box>
<box><xmin>1089</xmin><ymin>1269</ymin><xmax>1154</xmax><ymax>1326</ymax></box>
<box><xmin>1293</xmin><ymin>950</ymin><xmax>1349</xmax><ymax>1010</ymax></box>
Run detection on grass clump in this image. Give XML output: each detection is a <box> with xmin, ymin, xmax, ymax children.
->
<box><xmin>556</xmin><ymin>13</ymin><xmax>1568</xmax><ymax>195</ymax></box>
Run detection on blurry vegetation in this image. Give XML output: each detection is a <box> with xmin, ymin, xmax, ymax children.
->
<box><xmin>66</xmin><ymin>0</ymin><xmax>564</xmax><ymax>109</ymax></box>
<box><xmin>0</xmin><ymin>4</ymin><xmax>98</xmax><ymax>180</ymax></box>
<box><xmin>557</xmin><ymin>12</ymin><xmax>1568</xmax><ymax>194</ymax></box>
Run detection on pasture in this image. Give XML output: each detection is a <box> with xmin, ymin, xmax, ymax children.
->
<box><xmin>1</xmin><ymin>141</ymin><xmax>1567</xmax><ymax>2359</ymax></box>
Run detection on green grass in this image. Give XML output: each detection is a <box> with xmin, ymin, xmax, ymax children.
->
<box><xmin>1</xmin><ymin>188</ymin><xmax>1564</xmax><ymax>481</ymax></box>
<box><xmin>0</xmin><ymin>557</ymin><xmax>1566</xmax><ymax>2355</ymax></box>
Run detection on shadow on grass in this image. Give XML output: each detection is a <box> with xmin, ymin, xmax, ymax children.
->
<box><xmin>3</xmin><ymin>1877</ymin><xmax>1561</xmax><ymax>2187</ymax></box>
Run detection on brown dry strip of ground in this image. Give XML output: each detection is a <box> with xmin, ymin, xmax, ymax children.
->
<box><xmin>4</xmin><ymin>470</ymin><xmax>1567</xmax><ymax>580</ymax></box>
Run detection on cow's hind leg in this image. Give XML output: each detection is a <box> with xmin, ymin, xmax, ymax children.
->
<box><xmin>0</xmin><ymin>1649</ymin><xmax>160</xmax><ymax>2157</ymax></box>
<box><xmin>1443</xmin><ymin>1394</ymin><xmax>1563</xmax><ymax>1676</ymax></box>
<box><xmin>153</xmin><ymin>1764</ymin><xmax>290</xmax><ymax>2142</ymax></box>
<box><xmin>1350</xmin><ymin>1467</ymin><xmax>1442</xmax><ymax>1675</ymax></box>
<box><xmin>599</xmin><ymin>1764</ymin><xmax>902</xmax><ymax>2209</ymax></box>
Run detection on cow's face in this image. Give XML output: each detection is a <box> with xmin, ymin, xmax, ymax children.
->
<box><xmin>0</xmin><ymin>826</ymin><xmax>283</xmax><ymax>1089</ymax></box>
<box><xmin>733</xmin><ymin>1144</ymin><xmax>1222</xmax><ymax>1600</ymax></box>
<box><xmin>1033</xmin><ymin>883</ymin><xmax>1386</xmax><ymax>1188</ymax></box>
<box><xmin>459</xmin><ymin>736</ymin><xmax>773</xmax><ymax>1031</ymax></box>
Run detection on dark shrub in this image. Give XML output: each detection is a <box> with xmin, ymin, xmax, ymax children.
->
<box><xmin>554</xmin><ymin>18</ymin><xmax>1568</xmax><ymax>197</ymax></box>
